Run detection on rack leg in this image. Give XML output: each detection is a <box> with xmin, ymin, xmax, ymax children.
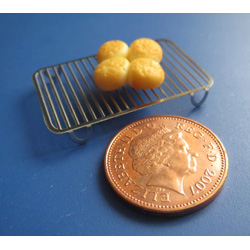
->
<box><xmin>68</xmin><ymin>126</ymin><xmax>92</xmax><ymax>144</ymax></box>
<box><xmin>190</xmin><ymin>89</ymin><xmax>209</xmax><ymax>107</ymax></box>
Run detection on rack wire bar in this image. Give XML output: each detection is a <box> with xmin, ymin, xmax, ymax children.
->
<box><xmin>32</xmin><ymin>39</ymin><xmax>213</xmax><ymax>135</ymax></box>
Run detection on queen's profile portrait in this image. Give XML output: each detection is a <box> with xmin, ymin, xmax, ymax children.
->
<box><xmin>129</xmin><ymin>125</ymin><xmax>199</xmax><ymax>195</ymax></box>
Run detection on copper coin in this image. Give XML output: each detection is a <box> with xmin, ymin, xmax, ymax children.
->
<box><xmin>104</xmin><ymin>115</ymin><xmax>228</xmax><ymax>215</ymax></box>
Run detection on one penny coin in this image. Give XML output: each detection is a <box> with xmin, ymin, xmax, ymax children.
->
<box><xmin>104</xmin><ymin>115</ymin><xmax>228</xmax><ymax>215</ymax></box>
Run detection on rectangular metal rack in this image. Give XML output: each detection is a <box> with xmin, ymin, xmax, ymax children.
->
<box><xmin>32</xmin><ymin>39</ymin><xmax>213</xmax><ymax>134</ymax></box>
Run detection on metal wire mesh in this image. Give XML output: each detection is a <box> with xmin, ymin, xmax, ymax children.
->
<box><xmin>32</xmin><ymin>39</ymin><xmax>213</xmax><ymax>134</ymax></box>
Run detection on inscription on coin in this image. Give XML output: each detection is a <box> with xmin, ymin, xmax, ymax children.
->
<box><xmin>190</xmin><ymin>168</ymin><xmax>216</xmax><ymax>196</ymax></box>
<box><xmin>131</xmin><ymin>185</ymin><xmax>171</xmax><ymax>202</ymax></box>
<box><xmin>105</xmin><ymin>115</ymin><xmax>228</xmax><ymax>215</ymax></box>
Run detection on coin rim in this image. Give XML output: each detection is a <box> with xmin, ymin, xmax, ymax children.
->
<box><xmin>104</xmin><ymin>115</ymin><xmax>228</xmax><ymax>215</ymax></box>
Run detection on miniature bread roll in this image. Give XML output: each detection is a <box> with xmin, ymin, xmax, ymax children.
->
<box><xmin>94</xmin><ymin>57</ymin><xmax>130</xmax><ymax>91</ymax></box>
<box><xmin>128</xmin><ymin>38</ymin><xmax>163</xmax><ymax>63</ymax></box>
<box><xmin>128</xmin><ymin>58</ymin><xmax>165</xmax><ymax>89</ymax></box>
<box><xmin>97</xmin><ymin>40</ymin><xmax>129</xmax><ymax>63</ymax></box>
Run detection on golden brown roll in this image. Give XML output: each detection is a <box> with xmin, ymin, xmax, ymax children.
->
<box><xmin>128</xmin><ymin>38</ymin><xmax>163</xmax><ymax>63</ymax></box>
<box><xmin>96</xmin><ymin>40</ymin><xmax>129</xmax><ymax>63</ymax></box>
<box><xmin>94</xmin><ymin>57</ymin><xmax>130</xmax><ymax>91</ymax></box>
<box><xmin>128</xmin><ymin>58</ymin><xmax>165</xmax><ymax>89</ymax></box>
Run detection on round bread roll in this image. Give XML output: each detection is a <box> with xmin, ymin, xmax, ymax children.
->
<box><xmin>128</xmin><ymin>58</ymin><xmax>165</xmax><ymax>89</ymax></box>
<box><xmin>94</xmin><ymin>57</ymin><xmax>130</xmax><ymax>91</ymax></box>
<box><xmin>128</xmin><ymin>38</ymin><xmax>163</xmax><ymax>63</ymax></box>
<box><xmin>97</xmin><ymin>40</ymin><xmax>129</xmax><ymax>63</ymax></box>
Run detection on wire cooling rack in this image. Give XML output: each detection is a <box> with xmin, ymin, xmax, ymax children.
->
<box><xmin>32</xmin><ymin>39</ymin><xmax>213</xmax><ymax>142</ymax></box>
